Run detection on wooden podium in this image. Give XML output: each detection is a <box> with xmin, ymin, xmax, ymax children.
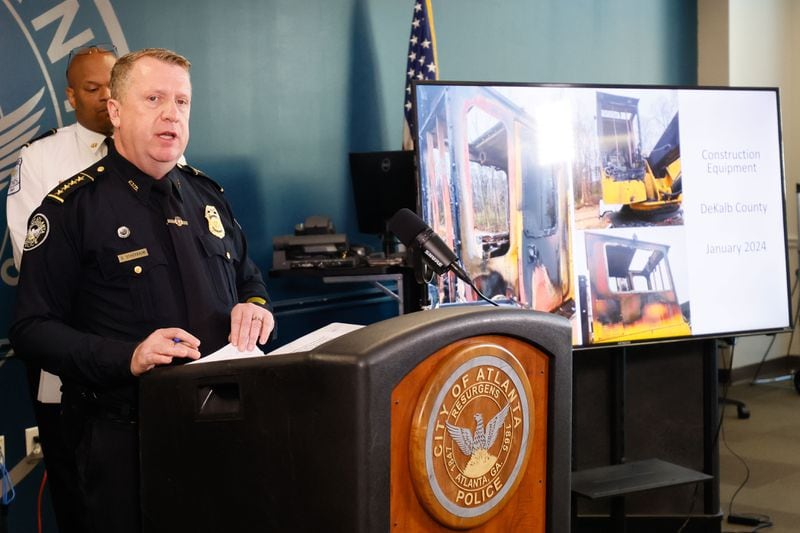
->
<box><xmin>139</xmin><ymin>307</ymin><xmax>572</xmax><ymax>532</ymax></box>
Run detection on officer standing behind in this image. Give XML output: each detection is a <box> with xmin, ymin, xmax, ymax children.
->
<box><xmin>8</xmin><ymin>44</ymin><xmax>116</xmax><ymax>267</ymax></box>
<box><xmin>10</xmin><ymin>48</ymin><xmax>274</xmax><ymax>533</ymax></box>
<box><xmin>6</xmin><ymin>43</ymin><xmax>116</xmax><ymax>533</ymax></box>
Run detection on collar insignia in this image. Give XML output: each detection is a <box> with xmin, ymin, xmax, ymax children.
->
<box><xmin>46</xmin><ymin>172</ymin><xmax>95</xmax><ymax>204</ymax></box>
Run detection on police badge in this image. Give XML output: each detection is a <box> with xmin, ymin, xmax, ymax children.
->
<box><xmin>205</xmin><ymin>205</ymin><xmax>225</xmax><ymax>239</ymax></box>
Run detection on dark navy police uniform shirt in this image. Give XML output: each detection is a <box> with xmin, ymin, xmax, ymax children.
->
<box><xmin>10</xmin><ymin>146</ymin><xmax>269</xmax><ymax>403</ymax></box>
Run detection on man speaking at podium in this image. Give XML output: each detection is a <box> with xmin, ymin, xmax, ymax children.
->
<box><xmin>10</xmin><ymin>48</ymin><xmax>274</xmax><ymax>533</ymax></box>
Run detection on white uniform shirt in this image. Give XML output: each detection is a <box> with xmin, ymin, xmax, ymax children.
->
<box><xmin>6</xmin><ymin>122</ymin><xmax>106</xmax><ymax>403</ymax></box>
<box><xmin>8</xmin><ymin>122</ymin><xmax>108</xmax><ymax>269</ymax></box>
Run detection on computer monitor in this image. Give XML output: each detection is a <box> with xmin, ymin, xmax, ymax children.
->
<box><xmin>348</xmin><ymin>151</ymin><xmax>417</xmax><ymax>235</ymax></box>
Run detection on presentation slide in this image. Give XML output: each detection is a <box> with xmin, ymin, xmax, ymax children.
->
<box><xmin>413</xmin><ymin>82</ymin><xmax>791</xmax><ymax>348</ymax></box>
<box><xmin>679</xmin><ymin>90</ymin><xmax>788</xmax><ymax>335</ymax></box>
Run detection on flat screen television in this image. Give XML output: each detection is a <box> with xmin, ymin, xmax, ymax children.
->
<box><xmin>411</xmin><ymin>81</ymin><xmax>792</xmax><ymax>348</ymax></box>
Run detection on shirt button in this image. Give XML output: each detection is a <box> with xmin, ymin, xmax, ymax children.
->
<box><xmin>134</xmin><ymin>265</ymin><xmax>143</xmax><ymax>274</ymax></box>
<box><xmin>226</xmin><ymin>251</ymin><xmax>231</xmax><ymax>261</ymax></box>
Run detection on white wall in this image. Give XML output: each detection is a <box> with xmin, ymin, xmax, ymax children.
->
<box><xmin>698</xmin><ymin>0</ymin><xmax>800</xmax><ymax>369</ymax></box>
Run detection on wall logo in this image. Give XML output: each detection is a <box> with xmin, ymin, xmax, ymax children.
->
<box><xmin>409</xmin><ymin>341</ymin><xmax>535</xmax><ymax>529</ymax></box>
<box><xmin>0</xmin><ymin>0</ymin><xmax>128</xmax><ymax>287</ymax></box>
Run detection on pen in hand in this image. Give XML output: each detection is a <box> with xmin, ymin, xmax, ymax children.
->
<box><xmin>163</xmin><ymin>329</ymin><xmax>201</xmax><ymax>362</ymax></box>
<box><xmin>172</xmin><ymin>337</ymin><xmax>198</xmax><ymax>349</ymax></box>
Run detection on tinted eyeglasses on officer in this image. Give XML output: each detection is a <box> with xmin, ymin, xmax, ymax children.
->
<box><xmin>66</xmin><ymin>43</ymin><xmax>117</xmax><ymax>75</ymax></box>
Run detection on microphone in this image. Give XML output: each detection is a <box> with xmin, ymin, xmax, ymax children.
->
<box><xmin>387</xmin><ymin>208</ymin><xmax>471</xmax><ymax>283</ymax></box>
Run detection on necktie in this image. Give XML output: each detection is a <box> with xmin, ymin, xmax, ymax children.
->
<box><xmin>102</xmin><ymin>136</ymin><xmax>114</xmax><ymax>157</ymax></box>
<box><xmin>151</xmin><ymin>176</ymin><xmax>210</xmax><ymax>340</ymax></box>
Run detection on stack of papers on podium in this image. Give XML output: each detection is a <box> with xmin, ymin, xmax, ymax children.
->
<box><xmin>267</xmin><ymin>322</ymin><xmax>363</xmax><ymax>355</ymax></box>
<box><xmin>187</xmin><ymin>342</ymin><xmax>264</xmax><ymax>365</ymax></box>
<box><xmin>188</xmin><ymin>322</ymin><xmax>363</xmax><ymax>364</ymax></box>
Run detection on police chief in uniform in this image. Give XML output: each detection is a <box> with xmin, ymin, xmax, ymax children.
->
<box><xmin>10</xmin><ymin>48</ymin><xmax>274</xmax><ymax>533</ymax></box>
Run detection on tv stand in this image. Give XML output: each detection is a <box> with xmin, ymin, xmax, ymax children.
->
<box><xmin>571</xmin><ymin>340</ymin><xmax>721</xmax><ymax>532</ymax></box>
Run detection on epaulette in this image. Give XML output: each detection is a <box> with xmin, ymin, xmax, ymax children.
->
<box><xmin>177</xmin><ymin>163</ymin><xmax>224</xmax><ymax>192</ymax></box>
<box><xmin>44</xmin><ymin>164</ymin><xmax>106</xmax><ymax>204</ymax></box>
<box><xmin>23</xmin><ymin>128</ymin><xmax>58</xmax><ymax>148</ymax></box>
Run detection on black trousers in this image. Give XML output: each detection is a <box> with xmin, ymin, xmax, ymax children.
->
<box><xmin>24</xmin><ymin>367</ymin><xmax>84</xmax><ymax>533</ymax></box>
<box><xmin>61</xmin><ymin>398</ymin><xmax>141</xmax><ymax>533</ymax></box>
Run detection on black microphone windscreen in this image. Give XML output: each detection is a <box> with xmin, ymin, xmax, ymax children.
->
<box><xmin>387</xmin><ymin>208</ymin><xmax>427</xmax><ymax>246</ymax></box>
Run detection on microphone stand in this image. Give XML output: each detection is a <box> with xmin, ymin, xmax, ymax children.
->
<box><xmin>449</xmin><ymin>263</ymin><xmax>499</xmax><ymax>307</ymax></box>
<box><xmin>412</xmin><ymin>249</ymin><xmax>498</xmax><ymax>307</ymax></box>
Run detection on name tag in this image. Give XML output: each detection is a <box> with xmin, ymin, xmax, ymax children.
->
<box><xmin>117</xmin><ymin>248</ymin><xmax>149</xmax><ymax>263</ymax></box>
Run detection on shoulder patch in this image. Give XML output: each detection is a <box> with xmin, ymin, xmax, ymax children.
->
<box><xmin>177</xmin><ymin>163</ymin><xmax>224</xmax><ymax>192</ymax></box>
<box><xmin>8</xmin><ymin>157</ymin><xmax>22</xmax><ymax>195</ymax></box>
<box><xmin>24</xmin><ymin>128</ymin><xmax>58</xmax><ymax>148</ymax></box>
<box><xmin>23</xmin><ymin>213</ymin><xmax>50</xmax><ymax>252</ymax></box>
<box><xmin>45</xmin><ymin>165</ymin><xmax>106</xmax><ymax>204</ymax></box>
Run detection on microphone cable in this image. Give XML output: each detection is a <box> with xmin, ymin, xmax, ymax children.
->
<box><xmin>461</xmin><ymin>273</ymin><xmax>499</xmax><ymax>307</ymax></box>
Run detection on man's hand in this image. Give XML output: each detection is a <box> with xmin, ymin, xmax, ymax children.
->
<box><xmin>130</xmin><ymin>328</ymin><xmax>201</xmax><ymax>376</ymax></box>
<box><xmin>230</xmin><ymin>302</ymin><xmax>274</xmax><ymax>352</ymax></box>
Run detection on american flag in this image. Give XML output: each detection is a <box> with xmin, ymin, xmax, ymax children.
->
<box><xmin>403</xmin><ymin>0</ymin><xmax>438</xmax><ymax>150</ymax></box>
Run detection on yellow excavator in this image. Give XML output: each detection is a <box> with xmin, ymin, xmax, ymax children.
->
<box><xmin>596</xmin><ymin>92</ymin><xmax>682</xmax><ymax>216</ymax></box>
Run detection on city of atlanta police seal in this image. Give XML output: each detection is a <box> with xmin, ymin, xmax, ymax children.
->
<box><xmin>409</xmin><ymin>341</ymin><xmax>534</xmax><ymax>529</ymax></box>
<box><xmin>22</xmin><ymin>213</ymin><xmax>49</xmax><ymax>252</ymax></box>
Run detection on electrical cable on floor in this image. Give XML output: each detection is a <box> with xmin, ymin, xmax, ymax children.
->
<box><xmin>675</xmin><ymin>481</ymin><xmax>700</xmax><ymax>532</ymax></box>
<box><xmin>37</xmin><ymin>470</ymin><xmax>46</xmax><ymax>533</ymax></box>
<box><xmin>719</xmin><ymin>342</ymin><xmax>774</xmax><ymax>531</ymax></box>
<box><xmin>0</xmin><ymin>448</ymin><xmax>14</xmax><ymax>506</ymax></box>
<box><xmin>677</xmin><ymin>337</ymin><xmax>737</xmax><ymax>533</ymax></box>
<box><xmin>677</xmin><ymin>339</ymin><xmax>732</xmax><ymax>533</ymax></box>
<box><xmin>0</xmin><ymin>445</ymin><xmax>14</xmax><ymax>533</ymax></box>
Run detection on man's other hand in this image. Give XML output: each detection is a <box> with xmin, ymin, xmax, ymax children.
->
<box><xmin>230</xmin><ymin>303</ymin><xmax>274</xmax><ymax>352</ymax></box>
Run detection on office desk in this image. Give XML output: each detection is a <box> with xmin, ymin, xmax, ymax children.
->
<box><xmin>269</xmin><ymin>266</ymin><xmax>419</xmax><ymax>316</ymax></box>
